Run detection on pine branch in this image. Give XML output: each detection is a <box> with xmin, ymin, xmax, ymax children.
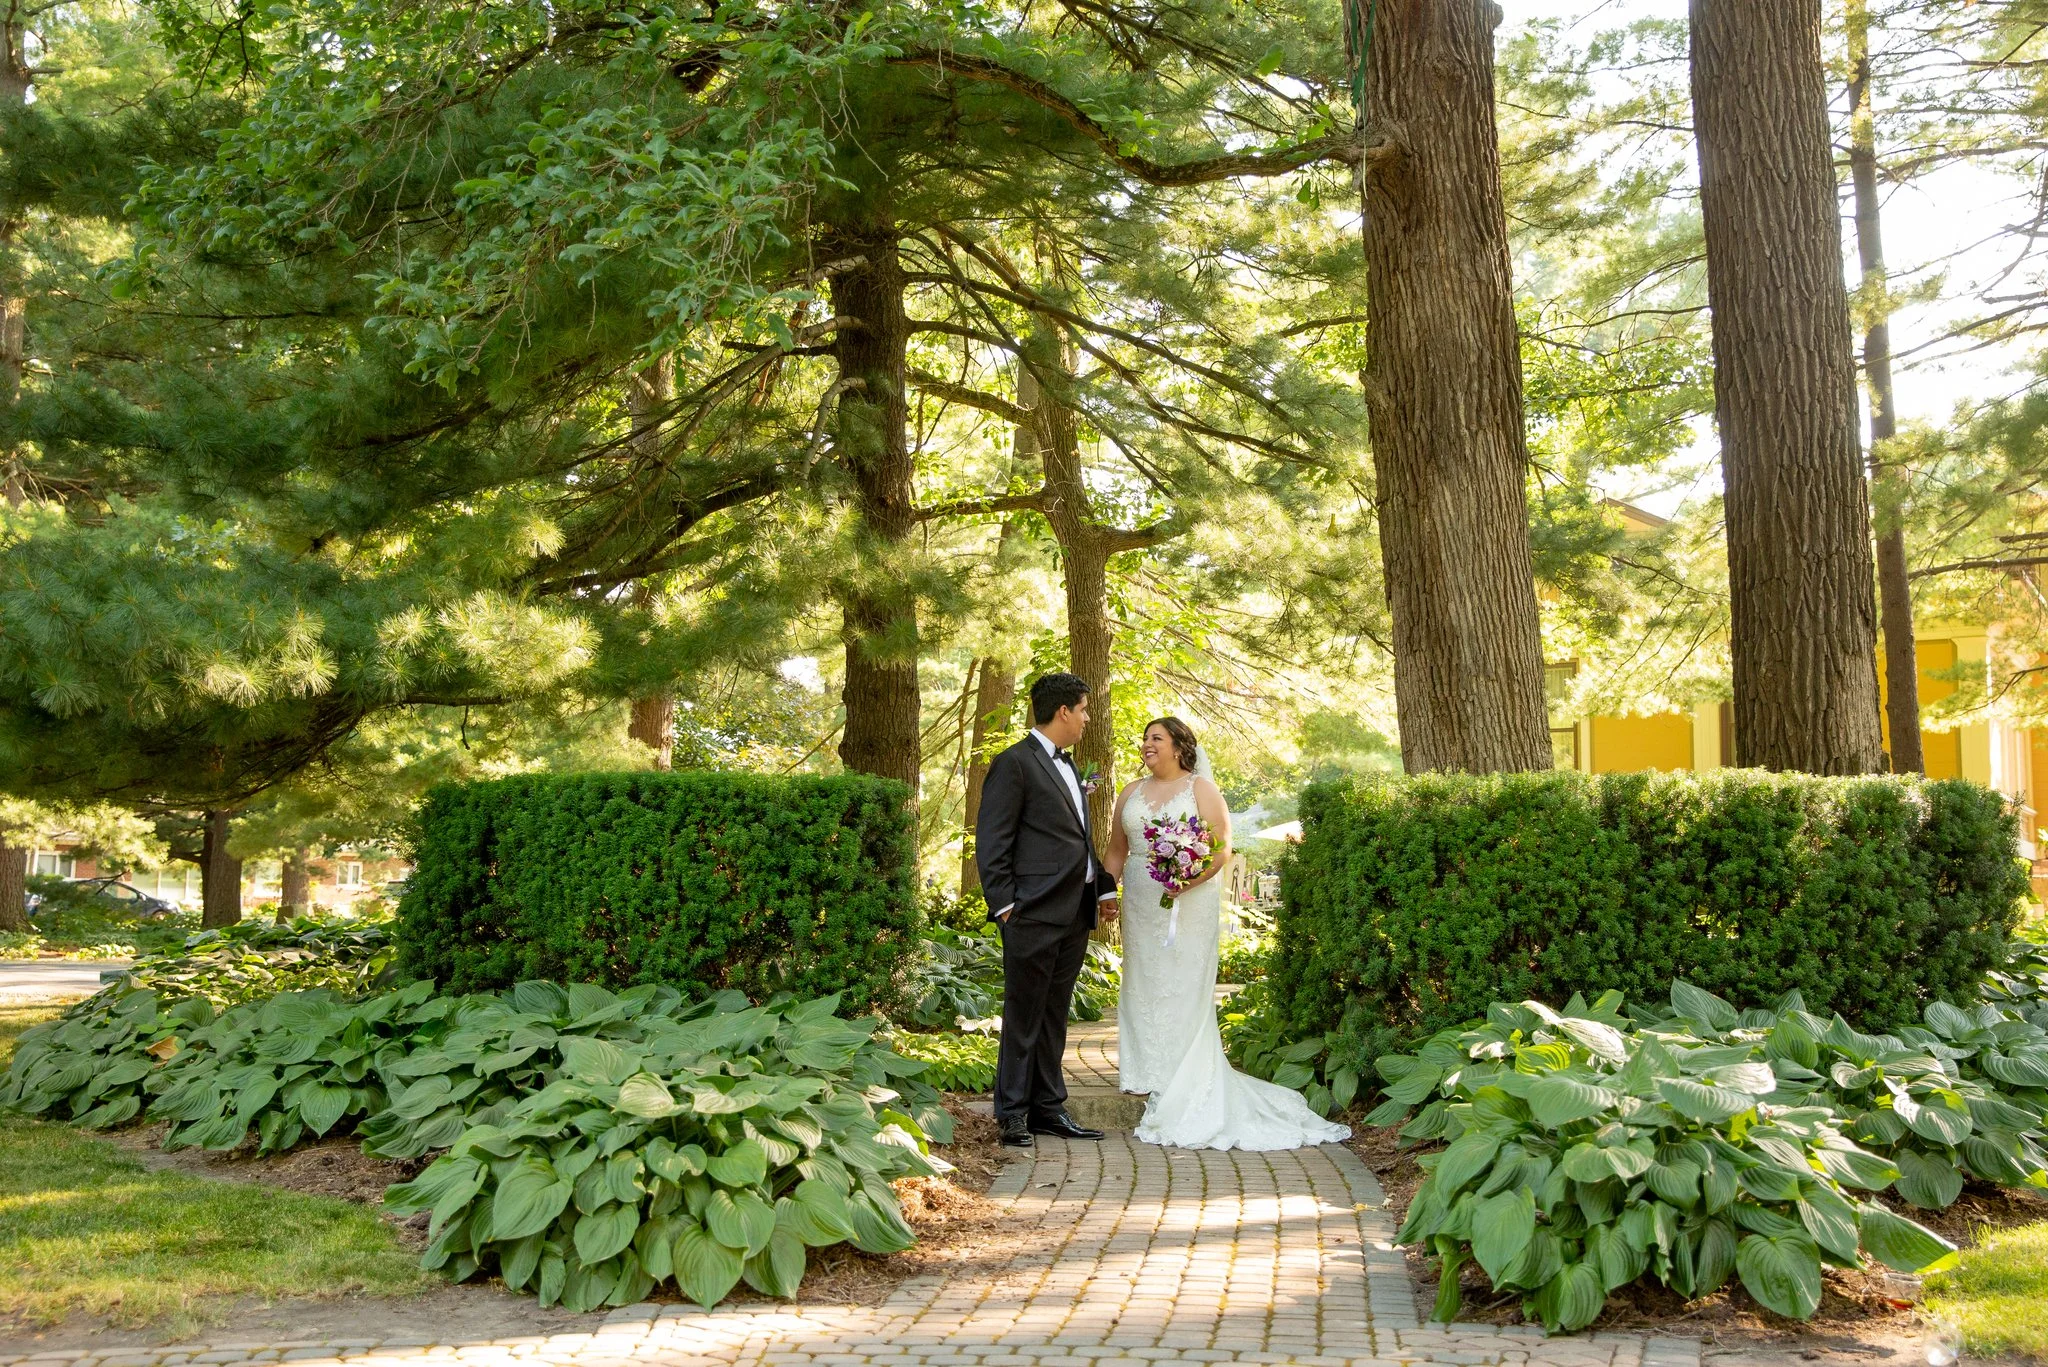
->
<box><xmin>1907</xmin><ymin>553</ymin><xmax>2048</xmax><ymax>579</ymax></box>
<box><xmin>913</xmin><ymin>491</ymin><xmax>1046</xmax><ymax>523</ymax></box>
<box><xmin>887</xmin><ymin>50</ymin><xmax>1357</xmax><ymax>187</ymax></box>
<box><xmin>906</xmin><ymin>369</ymin><xmax>1034</xmax><ymax>427</ymax></box>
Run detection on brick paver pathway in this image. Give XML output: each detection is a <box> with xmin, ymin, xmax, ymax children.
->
<box><xmin>1</xmin><ymin>1017</ymin><xmax>1716</xmax><ymax>1367</ymax></box>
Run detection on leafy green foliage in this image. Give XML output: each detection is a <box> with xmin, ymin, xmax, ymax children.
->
<box><xmin>1626</xmin><ymin>985</ymin><xmax>2048</xmax><ymax>1211</ymax></box>
<box><xmin>1217</xmin><ymin>908</ymin><xmax>1273</xmax><ymax>986</ymax></box>
<box><xmin>0</xmin><ymin>988</ymin><xmax>208</xmax><ymax>1130</ymax></box>
<box><xmin>27</xmin><ymin>876</ymin><xmax>198</xmax><ymax>956</ymax></box>
<box><xmin>901</xmin><ymin>925</ymin><xmax>1119</xmax><ymax>1030</ymax></box>
<box><xmin>1220</xmin><ymin>980</ymin><xmax>1366</xmax><ymax>1120</ymax></box>
<box><xmin>883</xmin><ymin>1030</ymin><xmax>998</xmax><ymax>1093</ymax></box>
<box><xmin>121</xmin><ymin>918</ymin><xmax>396</xmax><ymax>1008</ymax></box>
<box><xmin>386</xmin><ymin>992</ymin><xmax>944</xmax><ymax>1311</ymax></box>
<box><xmin>3</xmin><ymin>976</ymin><xmax>957</xmax><ymax>1309</ymax></box>
<box><xmin>397</xmin><ymin>773</ymin><xmax>919</xmax><ymax>1015</ymax></box>
<box><xmin>1276</xmin><ymin>771</ymin><xmax>2028</xmax><ymax>1065</ymax></box>
<box><xmin>1374</xmin><ymin>984</ymin><xmax>1960</xmax><ymax>1332</ymax></box>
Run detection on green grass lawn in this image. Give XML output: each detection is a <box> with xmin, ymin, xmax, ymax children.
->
<box><xmin>0</xmin><ymin>1005</ymin><xmax>426</xmax><ymax>1333</ymax></box>
<box><xmin>1925</xmin><ymin>1218</ymin><xmax>2048</xmax><ymax>1360</ymax></box>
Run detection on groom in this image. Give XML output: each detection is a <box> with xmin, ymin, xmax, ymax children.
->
<box><xmin>974</xmin><ymin>672</ymin><xmax>1120</xmax><ymax>1148</ymax></box>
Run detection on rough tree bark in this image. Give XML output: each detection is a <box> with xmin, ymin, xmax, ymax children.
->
<box><xmin>0</xmin><ymin>831</ymin><xmax>27</xmax><ymax>933</ymax></box>
<box><xmin>1354</xmin><ymin>0</ymin><xmax>1552</xmax><ymax>775</ymax></box>
<box><xmin>199</xmin><ymin>809</ymin><xmax>243</xmax><ymax>929</ymax></box>
<box><xmin>1846</xmin><ymin>0</ymin><xmax>1922</xmax><ymax>775</ymax></box>
<box><xmin>828</xmin><ymin>225</ymin><xmax>921</xmax><ymax>791</ymax></box>
<box><xmin>0</xmin><ymin>9</ymin><xmax>32</xmax><ymax>508</ymax></box>
<box><xmin>959</xmin><ymin>657</ymin><xmax>1016</xmax><ymax>895</ymax></box>
<box><xmin>1019</xmin><ymin>338</ymin><xmax>1178</xmax><ymax>840</ymax></box>
<box><xmin>1690</xmin><ymin>0</ymin><xmax>1886</xmax><ymax>774</ymax></box>
<box><xmin>277</xmin><ymin>847</ymin><xmax>311</xmax><ymax>924</ymax></box>
<box><xmin>626</xmin><ymin>359</ymin><xmax>679</xmax><ymax>770</ymax></box>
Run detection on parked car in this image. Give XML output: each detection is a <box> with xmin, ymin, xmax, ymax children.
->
<box><xmin>40</xmin><ymin>876</ymin><xmax>180</xmax><ymax>920</ymax></box>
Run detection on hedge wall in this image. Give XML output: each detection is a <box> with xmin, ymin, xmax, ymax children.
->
<box><xmin>1272</xmin><ymin>770</ymin><xmax>2030</xmax><ymax>1064</ymax></box>
<box><xmin>395</xmin><ymin>771</ymin><xmax>918</xmax><ymax>1013</ymax></box>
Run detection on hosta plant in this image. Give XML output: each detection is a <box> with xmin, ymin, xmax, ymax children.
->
<box><xmin>0</xmin><ymin>987</ymin><xmax>208</xmax><ymax>1127</ymax></box>
<box><xmin>1631</xmin><ymin>984</ymin><xmax>2048</xmax><ymax>1210</ymax></box>
<box><xmin>121</xmin><ymin>918</ymin><xmax>397</xmax><ymax>1007</ymax></box>
<box><xmin>1220</xmin><ymin>979</ymin><xmax>1367</xmax><ymax>1118</ymax></box>
<box><xmin>883</xmin><ymin>1028</ymin><xmax>997</xmax><ymax>1093</ymax></box>
<box><xmin>149</xmin><ymin>980</ymin><xmax>443</xmax><ymax>1153</ymax></box>
<box><xmin>386</xmin><ymin>993</ymin><xmax>946</xmax><ymax>1311</ymax></box>
<box><xmin>902</xmin><ymin>928</ymin><xmax>1120</xmax><ymax>1029</ymax></box>
<box><xmin>1371</xmin><ymin>985</ymin><xmax>1958</xmax><ymax>1332</ymax></box>
<box><xmin>1978</xmin><ymin>934</ymin><xmax>2048</xmax><ymax>1027</ymax></box>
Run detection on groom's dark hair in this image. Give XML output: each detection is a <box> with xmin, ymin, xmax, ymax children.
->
<box><xmin>1029</xmin><ymin>672</ymin><xmax>1091</xmax><ymax>725</ymax></box>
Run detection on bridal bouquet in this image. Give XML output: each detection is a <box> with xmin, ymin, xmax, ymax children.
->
<box><xmin>1142</xmin><ymin>812</ymin><xmax>1216</xmax><ymax>912</ymax></box>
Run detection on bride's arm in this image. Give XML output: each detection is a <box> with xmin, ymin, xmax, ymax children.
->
<box><xmin>1104</xmin><ymin>782</ymin><xmax>1137</xmax><ymax>873</ymax></box>
<box><xmin>1181</xmin><ymin>777</ymin><xmax>1233</xmax><ymax>891</ymax></box>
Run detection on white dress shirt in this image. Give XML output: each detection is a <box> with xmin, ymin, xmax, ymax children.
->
<box><xmin>994</xmin><ymin>730</ymin><xmax>1118</xmax><ymax>918</ymax></box>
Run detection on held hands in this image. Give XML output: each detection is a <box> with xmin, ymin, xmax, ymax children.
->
<box><xmin>1098</xmin><ymin>895</ymin><xmax>1119</xmax><ymax>923</ymax></box>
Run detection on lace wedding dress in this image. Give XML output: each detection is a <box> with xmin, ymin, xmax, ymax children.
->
<box><xmin>1117</xmin><ymin>776</ymin><xmax>1351</xmax><ymax>1151</ymax></box>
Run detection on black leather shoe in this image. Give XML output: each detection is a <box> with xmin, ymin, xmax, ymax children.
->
<box><xmin>998</xmin><ymin>1116</ymin><xmax>1035</xmax><ymax>1148</ymax></box>
<box><xmin>1030</xmin><ymin>1111</ymin><xmax>1104</xmax><ymax>1140</ymax></box>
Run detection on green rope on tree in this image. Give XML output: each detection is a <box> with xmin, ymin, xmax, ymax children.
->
<box><xmin>1346</xmin><ymin>0</ymin><xmax>1380</xmax><ymax>124</ymax></box>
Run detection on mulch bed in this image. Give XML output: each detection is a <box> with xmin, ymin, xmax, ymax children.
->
<box><xmin>1344</xmin><ymin>1120</ymin><xmax>2048</xmax><ymax>1353</ymax></box>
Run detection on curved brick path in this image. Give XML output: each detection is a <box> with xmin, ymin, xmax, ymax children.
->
<box><xmin>0</xmin><ymin>1017</ymin><xmax>1715</xmax><ymax>1367</ymax></box>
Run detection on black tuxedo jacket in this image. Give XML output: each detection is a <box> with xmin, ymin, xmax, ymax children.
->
<box><xmin>975</xmin><ymin>736</ymin><xmax>1116</xmax><ymax>927</ymax></box>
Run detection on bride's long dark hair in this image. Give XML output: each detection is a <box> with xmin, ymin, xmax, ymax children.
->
<box><xmin>1146</xmin><ymin>716</ymin><xmax>1200</xmax><ymax>776</ymax></box>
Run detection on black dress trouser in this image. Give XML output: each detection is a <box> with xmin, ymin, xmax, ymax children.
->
<box><xmin>994</xmin><ymin>882</ymin><xmax>1097</xmax><ymax>1123</ymax></box>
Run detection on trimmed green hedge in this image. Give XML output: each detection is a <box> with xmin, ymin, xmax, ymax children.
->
<box><xmin>395</xmin><ymin>772</ymin><xmax>918</xmax><ymax>1013</ymax></box>
<box><xmin>1272</xmin><ymin>770</ymin><xmax>2030</xmax><ymax>1067</ymax></box>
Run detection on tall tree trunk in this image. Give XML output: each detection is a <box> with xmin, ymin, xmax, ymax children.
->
<box><xmin>1019</xmin><ymin>350</ymin><xmax>1114</xmax><ymax>842</ymax></box>
<box><xmin>0</xmin><ymin>12</ymin><xmax>31</xmax><ymax>508</ymax></box>
<box><xmin>959</xmin><ymin>657</ymin><xmax>1016</xmax><ymax>895</ymax></box>
<box><xmin>1354</xmin><ymin>0</ymin><xmax>1552</xmax><ymax>775</ymax></box>
<box><xmin>628</xmin><ymin>697</ymin><xmax>676</xmax><ymax>770</ymax></box>
<box><xmin>277</xmin><ymin>846</ymin><xmax>311</xmax><ymax>924</ymax></box>
<box><xmin>0</xmin><ymin>831</ymin><xmax>27</xmax><ymax>933</ymax></box>
<box><xmin>1846</xmin><ymin>0</ymin><xmax>1922</xmax><ymax>775</ymax></box>
<box><xmin>1691</xmin><ymin>0</ymin><xmax>1886</xmax><ymax>774</ymax></box>
<box><xmin>828</xmin><ymin>226</ymin><xmax>921</xmax><ymax>791</ymax></box>
<box><xmin>626</xmin><ymin>361</ymin><xmax>679</xmax><ymax>770</ymax></box>
<box><xmin>199</xmin><ymin>809</ymin><xmax>243</xmax><ymax>929</ymax></box>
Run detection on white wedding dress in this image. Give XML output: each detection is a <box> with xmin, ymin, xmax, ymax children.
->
<box><xmin>1117</xmin><ymin>775</ymin><xmax>1351</xmax><ymax>1151</ymax></box>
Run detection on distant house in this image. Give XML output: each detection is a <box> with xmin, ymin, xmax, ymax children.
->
<box><xmin>1549</xmin><ymin>500</ymin><xmax>2045</xmax><ymax>900</ymax></box>
<box><xmin>29</xmin><ymin>839</ymin><xmax>409</xmax><ymax>912</ymax></box>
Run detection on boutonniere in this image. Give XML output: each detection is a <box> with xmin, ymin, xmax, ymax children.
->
<box><xmin>1077</xmin><ymin>762</ymin><xmax>1104</xmax><ymax>794</ymax></box>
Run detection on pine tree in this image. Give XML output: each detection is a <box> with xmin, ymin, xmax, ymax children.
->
<box><xmin>1690</xmin><ymin>0</ymin><xmax>1886</xmax><ymax>773</ymax></box>
<box><xmin>1351</xmin><ymin>0</ymin><xmax>1552</xmax><ymax>774</ymax></box>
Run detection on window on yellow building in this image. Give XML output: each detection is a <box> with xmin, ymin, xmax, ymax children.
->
<box><xmin>1545</xmin><ymin>663</ymin><xmax>1580</xmax><ymax>770</ymax></box>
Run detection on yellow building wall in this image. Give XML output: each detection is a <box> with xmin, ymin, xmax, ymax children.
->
<box><xmin>1589</xmin><ymin>714</ymin><xmax>1695</xmax><ymax>773</ymax></box>
<box><xmin>1879</xmin><ymin>638</ymin><xmax>1964</xmax><ymax>779</ymax></box>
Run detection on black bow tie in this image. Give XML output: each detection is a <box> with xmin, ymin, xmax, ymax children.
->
<box><xmin>1055</xmin><ymin>749</ymin><xmax>1075</xmax><ymax>765</ymax></box>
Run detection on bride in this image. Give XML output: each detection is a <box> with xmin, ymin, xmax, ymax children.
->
<box><xmin>1104</xmin><ymin>716</ymin><xmax>1351</xmax><ymax>1151</ymax></box>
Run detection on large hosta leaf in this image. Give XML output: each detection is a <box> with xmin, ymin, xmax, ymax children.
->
<box><xmin>1526</xmin><ymin>1075</ymin><xmax>1619</xmax><ymax>1128</ymax></box>
<box><xmin>1431</xmin><ymin>1132</ymin><xmax>1502</xmax><ymax>1198</ymax></box>
<box><xmin>573</xmin><ymin>1202</ymin><xmax>641</xmax><ymax>1265</ymax></box>
<box><xmin>1658</xmin><ymin>1077</ymin><xmax>1754</xmax><ymax>1124</ymax></box>
<box><xmin>1735</xmin><ymin>1234</ymin><xmax>1823</xmax><ymax>1319</ymax></box>
<box><xmin>1893</xmin><ymin>1150</ymin><xmax>1966</xmax><ymax>1210</ymax></box>
<box><xmin>1857</xmin><ymin>1203</ymin><xmax>1959</xmax><ymax>1274</ymax></box>
<box><xmin>1471</xmin><ymin>1189</ymin><xmax>1536</xmax><ymax>1282</ymax></box>
<box><xmin>673</xmin><ymin>1224</ymin><xmax>744</xmax><ymax>1308</ymax></box>
<box><xmin>490</xmin><ymin>1159</ymin><xmax>574</xmax><ymax>1241</ymax></box>
<box><xmin>1534</xmin><ymin>1260</ymin><xmax>1606</xmax><ymax>1333</ymax></box>
<box><xmin>707</xmin><ymin>1138</ymin><xmax>770</xmax><ymax>1189</ymax></box>
<box><xmin>1892</xmin><ymin>1088</ymin><xmax>1973</xmax><ymax>1146</ymax></box>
